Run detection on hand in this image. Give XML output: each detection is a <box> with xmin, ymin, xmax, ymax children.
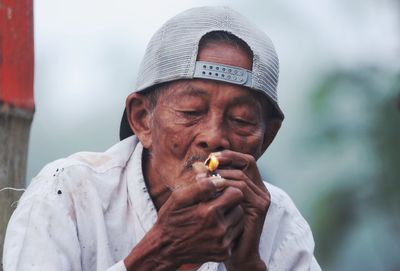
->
<box><xmin>125</xmin><ymin>178</ymin><xmax>245</xmax><ymax>271</ymax></box>
<box><xmin>213</xmin><ymin>150</ymin><xmax>270</xmax><ymax>271</ymax></box>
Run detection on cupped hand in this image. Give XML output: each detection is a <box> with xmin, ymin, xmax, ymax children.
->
<box><xmin>153</xmin><ymin>178</ymin><xmax>245</xmax><ymax>269</ymax></box>
<box><xmin>212</xmin><ymin>150</ymin><xmax>271</xmax><ymax>271</ymax></box>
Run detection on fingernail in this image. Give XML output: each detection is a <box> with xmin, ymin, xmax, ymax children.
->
<box><xmin>195</xmin><ymin>173</ymin><xmax>207</xmax><ymax>180</ymax></box>
<box><xmin>211</xmin><ymin>152</ymin><xmax>222</xmax><ymax>157</ymax></box>
<box><xmin>192</xmin><ymin>162</ymin><xmax>208</xmax><ymax>174</ymax></box>
<box><xmin>210</xmin><ymin>176</ymin><xmax>225</xmax><ymax>189</ymax></box>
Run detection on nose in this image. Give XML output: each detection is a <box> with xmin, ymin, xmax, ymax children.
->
<box><xmin>196</xmin><ymin>116</ymin><xmax>230</xmax><ymax>152</ymax></box>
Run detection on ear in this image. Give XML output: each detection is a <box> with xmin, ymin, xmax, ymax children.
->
<box><xmin>261</xmin><ymin>118</ymin><xmax>282</xmax><ymax>153</ymax></box>
<box><xmin>126</xmin><ymin>92</ymin><xmax>153</xmax><ymax>149</ymax></box>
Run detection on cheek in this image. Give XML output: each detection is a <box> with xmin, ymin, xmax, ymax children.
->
<box><xmin>230</xmin><ymin>131</ymin><xmax>265</xmax><ymax>157</ymax></box>
<box><xmin>152</xmin><ymin>114</ymin><xmax>196</xmax><ymax>158</ymax></box>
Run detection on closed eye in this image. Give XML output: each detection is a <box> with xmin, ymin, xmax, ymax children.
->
<box><xmin>183</xmin><ymin>111</ymin><xmax>201</xmax><ymax>115</ymax></box>
<box><xmin>231</xmin><ymin>117</ymin><xmax>256</xmax><ymax>126</ymax></box>
<box><xmin>178</xmin><ymin>110</ymin><xmax>204</xmax><ymax>118</ymax></box>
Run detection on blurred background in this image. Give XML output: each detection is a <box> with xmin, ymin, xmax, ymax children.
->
<box><xmin>29</xmin><ymin>0</ymin><xmax>400</xmax><ymax>270</ymax></box>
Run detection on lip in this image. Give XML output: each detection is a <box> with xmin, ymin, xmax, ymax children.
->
<box><xmin>183</xmin><ymin>154</ymin><xmax>208</xmax><ymax>171</ymax></box>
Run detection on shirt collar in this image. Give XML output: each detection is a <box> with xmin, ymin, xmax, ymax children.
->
<box><xmin>126</xmin><ymin>141</ymin><xmax>158</xmax><ymax>236</ymax></box>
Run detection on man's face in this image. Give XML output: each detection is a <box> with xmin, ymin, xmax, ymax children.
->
<box><xmin>145</xmin><ymin>42</ymin><xmax>269</xmax><ymax>188</ymax></box>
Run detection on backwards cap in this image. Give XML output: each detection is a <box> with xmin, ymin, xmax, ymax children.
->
<box><xmin>120</xmin><ymin>6</ymin><xmax>284</xmax><ymax>140</ymax></box>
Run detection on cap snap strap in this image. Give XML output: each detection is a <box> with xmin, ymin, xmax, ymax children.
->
<box><xmin>193</xmin><ymin>61</ymin><xmax>252</xmax><ymax>87</ymax></box>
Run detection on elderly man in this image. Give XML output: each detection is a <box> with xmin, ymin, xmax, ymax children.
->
<box><xmin>3</xmin><ymin>6</ymin><xmax>321</xmax><ymax>271</ymax></box>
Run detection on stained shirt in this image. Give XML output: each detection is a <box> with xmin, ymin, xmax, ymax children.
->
<box><xmin>3</xmin><ymin>136</ymin><xmax>321</xmax><ymax>271</ymax></box>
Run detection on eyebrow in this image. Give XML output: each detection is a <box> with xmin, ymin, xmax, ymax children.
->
<box><xmin>229</xmin><ymin>94</ymin><xmax>261</xmax><ymax>108</ymax></box>
<box><xmin>177</xmin><ymin>86</ymin><xmax>209</xmax><ymax>98</ymax></box>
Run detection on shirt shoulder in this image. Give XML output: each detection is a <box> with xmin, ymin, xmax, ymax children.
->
<box><xmin>36</xmin><ymin>136</ymin><xmax>139</xmax><ymax>178</ymax></box>
<box><xmin>261</xmin><ymin>182</ymin><xmax>320</xmax><ymax>270</ymax></box>
<box><xmin>20</xmin><ymin>136</ymin><xmax>139</xmax><ymax>213</ymax></box>
<box><xmin>264</xmin><ymin>181</ymin><xmax>313</xmax><ymax>244</ymax></box>
<box><xmin>3</xmin><ymin>137</ymin><xmax>140</xmax><ymax>270</ymax></box>
<box><xmin>265</xmin><ymin>182</ymin><xmax>305</xmax><ymax>221</ymax></box>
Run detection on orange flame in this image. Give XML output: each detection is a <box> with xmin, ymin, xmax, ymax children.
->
<box><xmin>205</xmin><ymin>154</ymin><xmax>219</xmax><ymax>172</ymax></box>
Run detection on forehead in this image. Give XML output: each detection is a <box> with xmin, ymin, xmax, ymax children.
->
<box><xmin>197</xmin><ymin>40</ymin><xmax>252</xmax><ymax>71</ymax></box>
<box><xmin>159</xmin><ymin>79</ymin><xmax>266</xmax><ymax>110</ymax></box>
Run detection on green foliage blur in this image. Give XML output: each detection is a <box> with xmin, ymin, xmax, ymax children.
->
<box><xmin>307</xmin><ymin>66</ymin><xmax>400</xmax><ymax>270</ymax></box>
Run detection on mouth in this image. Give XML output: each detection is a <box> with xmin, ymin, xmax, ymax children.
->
<box><xmin>183</xmin><ymin>153</ymin><xmax>221</xmax><ymax>178</ymax></box>
<box><xmin>183</xmin><ymin>154</ymin><xmax>208</xmax><ymax>171</ymax></box>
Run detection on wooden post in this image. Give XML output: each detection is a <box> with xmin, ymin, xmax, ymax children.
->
<box><xmin>0</xmin><ymin>0</ymin><xmax>34</xmax><ymax>267</ymax></box>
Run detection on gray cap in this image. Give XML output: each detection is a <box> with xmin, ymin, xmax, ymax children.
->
<box><xmin>120</xmin><ymin>6</ymin><xmax>284</xmax><ymax>140</ymax></box>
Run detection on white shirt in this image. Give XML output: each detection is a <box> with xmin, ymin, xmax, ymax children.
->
<box><xmin>3</xmin><ymin>136</ymin><xmax>321</xmax><ymax>271</ymax></box>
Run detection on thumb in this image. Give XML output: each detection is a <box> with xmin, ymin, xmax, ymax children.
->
<box><xmin>166</xmin><ymin>178</ymin><xmax>219</xmax><ymax>210</ymax></box>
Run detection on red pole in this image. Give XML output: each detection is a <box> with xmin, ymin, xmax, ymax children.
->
<box><xmin>0</xmin><ymin>0</ymin><xmax>34</xmax><ymax>110</ymax></box>
<box><xmin>0</xmin><ymin>0</ymin><xmax>34</xmax><ymax>266</ymax></box>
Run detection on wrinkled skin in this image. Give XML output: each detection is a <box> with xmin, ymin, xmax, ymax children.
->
<box><xmin>124</xmin><ymin>41</ymin><xmax>281</xmax><ymax>271</ymax></box>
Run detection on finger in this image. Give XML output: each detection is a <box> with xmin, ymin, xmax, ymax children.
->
<box><xmin>208</xmin><ymin>186</ymin><xmax>244</xmax><ymax>214</ymax></box>
<box><xmin>222</xmin><ymin>180</ymin><xmax>260</xmax><ymax>203</ymax></box>
<box><xmin>192</xmin><ymin>162</ymin><xmax>208</xmax><ymax>174</ymax></box>
<box><xmin>196</xmin><ymin>174</ymin><xmax>227</xmax><ymax>191</ymax></box>
<box><xmin>168</xmin><ymin>178</ymin><xmax>218</xmax><ymax>209</ymax></box>
<box><xmin>223</xmin><ymin>179</ymin><xmax>269</xmax><ymax>201</ymax></box>
<box><xmin>213</xmin><ymin>150</ymin><xmax>254</xmax><ymax>169</ymax></box>
<box><xmin>224</xmin><ymin>205</ymin><xmax>244</xmax><ymax>230</ymax></box>
<box><xmin>217</xmin><ymin>169</ymin><xmax>266</xmax><ymax>196</ymax></box>
<box><xmin>213</xmin><ymin>151</ymin><xmax>263</xmax><ymax>186</ymax></box>
<box><xmin>217</xmin><ymin>169</ymin><xmax>249</xmax><ymax>181</ymax></box>
<box><xmin>196</xmin><ymin>173</ymin><xmax>264</xmax><ymax>200</ymax></box>
<box><xmin>223</xmin><ymin>179</ymin><xmax>271</xmax><ymax>212</ymax></box>
<box><xmin>224</xmin><ymin>205</ymin><xmax>245</xmax><ymax>242</ymax></box>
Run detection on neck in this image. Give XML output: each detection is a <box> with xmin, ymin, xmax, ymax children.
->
<box><xmin>142</xmin><ymin>149</ymin><xmax>172</xmax><ymax>210</ymax></box>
